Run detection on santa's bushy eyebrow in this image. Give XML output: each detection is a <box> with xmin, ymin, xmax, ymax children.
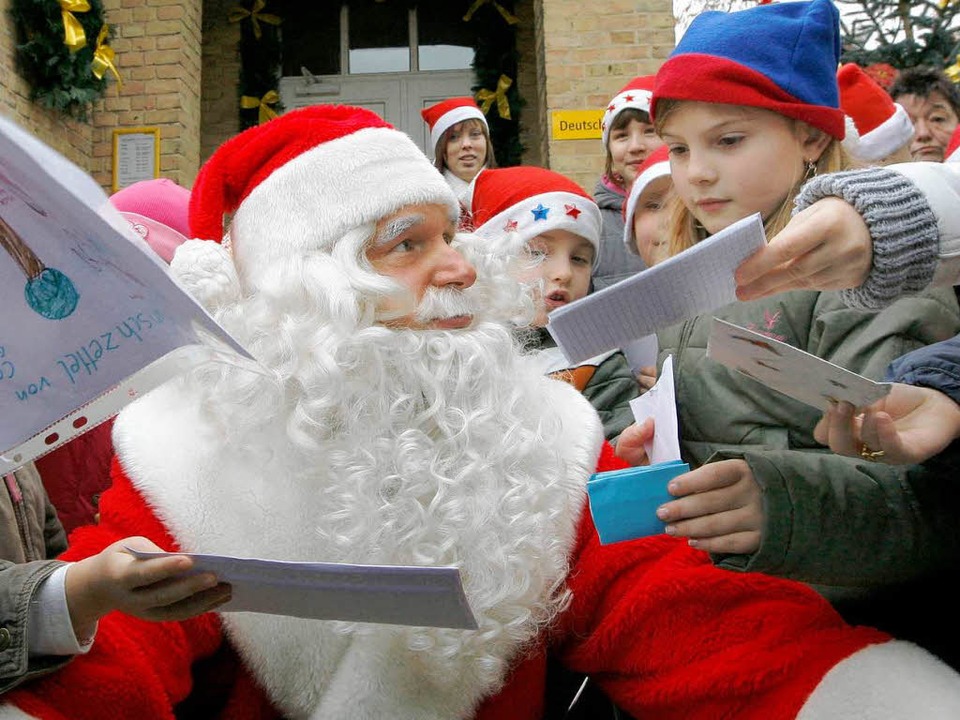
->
<box><xmin>371</xmin><ymin>214</ymin><xmax>425</xmax><ymax>248</ymax></box>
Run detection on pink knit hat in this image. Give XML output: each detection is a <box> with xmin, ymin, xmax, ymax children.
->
<box><xmin>109</xmin><ymin>178</ymin><xmax>191</xmax><ymax>264</ymax></box>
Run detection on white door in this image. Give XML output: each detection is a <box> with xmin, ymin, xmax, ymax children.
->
<box><xmin>280</xmin><ymin>71</ymin><xmax>475</xmax><ymax>157</ymax></box>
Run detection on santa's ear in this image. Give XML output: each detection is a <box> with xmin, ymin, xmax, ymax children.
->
<box><xmin>170</xmin><ymin>239</ymin><xmax>242</xmax><ymax>312</ymax></box>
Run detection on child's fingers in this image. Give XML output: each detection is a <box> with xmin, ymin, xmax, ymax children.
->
<box><xmin>140</xmin><ymin>583</ymin><xmax>233</xmax><ymax>623</ymax></box>
<box><xmin>686</xmin><ymin>530</ymin><xmax>761</xmax><ymax>555</ymax></box>
<box><xmin>125</xmin><ymin>554</ymin><xmax>194</xmax><ymax>590</ymax></box>
<box><xmin>130</xmin><ymin>571</ymin><xmax>220</xmax><ymax>612</ymax></box>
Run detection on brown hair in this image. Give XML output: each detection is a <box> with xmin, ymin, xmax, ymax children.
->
<box><xmin>433</xmin><ymin>118</ymin><xmax>497</xmax><ymax>173</ymax></box>
<box><xmin>603</xmin><ymin>108</ymin><xmax>653</xmax><ymax>187</ymax></box>
<box><xmin>652</xmin><ymin>99</ymin><xmax>852</xmax><ymax>257</ymax></box>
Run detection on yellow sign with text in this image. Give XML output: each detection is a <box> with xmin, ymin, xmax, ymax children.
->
<box><xmin>551</xmin><ymin>110</ymin><xmax>604</xmax><ymax>140</ymax></box>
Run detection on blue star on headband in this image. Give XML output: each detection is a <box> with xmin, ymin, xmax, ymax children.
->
<box><xmin>531</xmin><ymin>203</ymin><xmax>550</xmax><ymax>221</ymax></box>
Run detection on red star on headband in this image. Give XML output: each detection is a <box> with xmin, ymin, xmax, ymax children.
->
<box><xmin>504</xmin><ymin>219</ymin><xmax>519</xmax><ymax>232</ymax></box>
<box><xmin>565</xmin><ymin>204</ymin><xmax>582</xmax><ymax>219</ymax></box>
<box><xmin>624</xmin><ymin>94</ymin><xmax>634</xmax><ymax>102</ymax></box>
<box><xmin>607</xmin><ymin>104</ymin><xmax>616</xmax><ymax>112</ymax></box>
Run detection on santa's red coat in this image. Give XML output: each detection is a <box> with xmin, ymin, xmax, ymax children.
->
<box><xmin>7</xmin><ymin>443</ymin><xmax>887</xmax><ymax>719</ymax></box>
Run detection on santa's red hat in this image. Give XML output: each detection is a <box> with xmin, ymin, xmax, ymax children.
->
<box><xmin>470</xmin><ymin>166</ymin><xmax>601</xmax><ymax>267</ymax></box>
<box><xmin>838</xmin><ymin>63</ymin><xmax>913</xmax><ymax>162</ymax></box>
<box><xmin>189</xmin><ymin>105</ymin><xmax>456</xmax><ymax>283</ymax></box>
<box><xmin>421</xmin><ymin>97</ymin><xmax>487</xmax><ymax>152</ymax></box>
<box><xmin>601</xmin><ymin>75</ymin><xmax>656</xmax><ymax>148</ymax></box>
<box><xmin>622</xmin><ymin>145</ymin><xmax>671</xmax><ymax>255</ymax></box>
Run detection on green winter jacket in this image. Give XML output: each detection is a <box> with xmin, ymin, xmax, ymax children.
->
<box><xmin>657</xmin><ymin>287</ymin><xmax>960</xmax><ymax>590</ymax></box>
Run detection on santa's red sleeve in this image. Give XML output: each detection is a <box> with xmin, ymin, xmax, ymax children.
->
<box><xmin>551</xmin><ymin>442</ymin><xmax>891</xmax><ymax>720</ymax></box>
<box><xmin>1</xmin><ymin>458</ymin><xmax>242</xmax><ymax>720</ymax></box>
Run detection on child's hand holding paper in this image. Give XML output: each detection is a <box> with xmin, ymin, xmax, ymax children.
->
<box><xmin>588</xmin><ymin>356</ymin><xmax>690</xmax><ymax>544</ymax></box>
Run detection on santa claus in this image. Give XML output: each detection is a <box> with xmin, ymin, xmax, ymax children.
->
<box><xmin>5</xmin><ymin>105</ymin><xmax>960</xmax><ymax>720</ymax></box>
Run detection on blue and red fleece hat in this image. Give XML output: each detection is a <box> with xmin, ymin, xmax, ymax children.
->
<box><xmin>651</xmin><ymin>0</ymin><xmax>845</xmax><ymax>140</ymax></box>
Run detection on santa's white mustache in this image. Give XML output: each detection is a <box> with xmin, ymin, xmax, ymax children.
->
<box><xmin>415</xmin><ymin>286</ymin><xmax>475</xmax><ymax>323</ymax></box>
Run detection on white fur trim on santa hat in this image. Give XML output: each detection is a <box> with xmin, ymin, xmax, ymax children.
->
<box><xmin>430</xmin><ymin>106</ymin><xmax>487</xmax><ymax>152</ymax></box>
<box><xmin>231</xmin><ymin>126</ymin><xmax>457</xmax><ymax>290</ymax></box>
<box><xmin>623</xmin><ymin>160</ymin><xmax>671</xmax><ymax>255</ymax></box>
<box><xmin>843</xmin><ymin>103</ymin><xmax>913</xmax><ymax>163</ymax></box>
<box><xmin>798</xmin><ymin>641</ymin><xmax>960</xmax><ymax>720</ymax></box>
<box><xmin>601</xmin><ymin>89</ymin><xmax>654</xmax><ymax>148</ymax></box>
<box><xmin>472</xmin><ymin>190</ymin><xmax>602</xmax><ymax>268</ymax></box>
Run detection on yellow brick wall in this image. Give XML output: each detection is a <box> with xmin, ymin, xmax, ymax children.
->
<box><xmin>0</xmin><ymin>0</ymin><xmax>94</xmax><ymax>168</ymax></box>
<box><xmin>538</xmin><ymin>0</ymin><xmax>675</xmax><ymax>191</ymax></box>
<box><xmin>0</xmin><ymin>0</ymin><xmax>202</xmax><ymax>193</ymax></box>
<box><xmin>92</xmin><ymin>0</ymin><xmax>202</xmax><ymax>190</ymax></box>
<box><xmin>199</xmin><ymin>0</ymin><xmax>240</xmax><ymax>165</ymax></box>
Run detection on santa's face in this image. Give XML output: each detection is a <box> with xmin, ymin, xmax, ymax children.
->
<box><xmin>365</xmin><ymin>203</ymin><xmax>477</xmax><ymax>329</ymax></box>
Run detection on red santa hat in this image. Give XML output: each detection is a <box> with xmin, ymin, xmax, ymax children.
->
<box><xmin>470</xmin><ymin>166</ymin><xmax>602</xmax><ymax>267</ymax></box>
<box><xmin>945</xmin><ymin>124</ymin><xmax>960</xmax><ymax>163</ymax></box>
<box><xmin>622</xmin><ymin>145</ymin><xmax>671</xmax><ymax>256</ymax></box>
<box><xmin>837</xmin><ymin>63</ymin><xmax>913</xmax><ymax>162</ymax></box>
<box><xmin>601</xmin><ymin>75</ymin><xmax>656</xmax><ymax>148</ymax></box>
<box><xmin>189</xmin><ymin>105</ymin><xmax>457</xmax><ymax>282</ymax></box>
<box><xmin>421</xmin><ymin>97</ymin><xmax>488</xmax><ymax>152</ymax></box>
<box><xmin>110</xmin><ymin>178</ymin><xmax>191</xmax><ymax>264</ymax></box>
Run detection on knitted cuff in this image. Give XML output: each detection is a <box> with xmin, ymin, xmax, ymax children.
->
<box><xmin>793</xmin><ymin>167</ymin><xmax>939</xmax><ymax>310</ymax></box>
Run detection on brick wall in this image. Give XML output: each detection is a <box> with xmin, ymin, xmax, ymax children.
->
<box><xmin>539</xmin><ymin>0</ymin><xmax>675</xmax><ymax>191</ymax></box>
<box><xmin>92</xmin><ymin>0</ymin><xmax>202</xmax><ymax>189</ymax></box>
<box><xmin>0</xmin><ymin>0</ymin><xmax>94</xmax><ymax>168</ymax></box>
<box><xmin>199</xmin><ymin>0</ymin><xmax>240</xmax><ymax>165</ymax></box>
<box><xmin>0</xmin><ymin>0</ymin><xmax>202</xmax><ymax>193</ymax></box>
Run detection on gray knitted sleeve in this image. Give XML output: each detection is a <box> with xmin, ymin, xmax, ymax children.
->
<box><xmin>793</xmin><ymin>166</ymin><xmax>939</xmax><ymax>310</ymax></box>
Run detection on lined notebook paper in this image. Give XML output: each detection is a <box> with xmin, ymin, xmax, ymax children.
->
<box><xmin>547</xmin><ymin>213</ymin><xmax>765</xmax><ymax>365</ymax></box>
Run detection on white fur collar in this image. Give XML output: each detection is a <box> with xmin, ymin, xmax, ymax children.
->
<box><xmin>113</xmin><ymin>372</ymin><xmax>602</xmax><ymax>719</ymax></box>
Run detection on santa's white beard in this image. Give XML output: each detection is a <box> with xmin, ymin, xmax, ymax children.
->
<box><xmin>168</xmin><ymin>246</ymin><xmax>592</xmax><ymax>718</ymax></box>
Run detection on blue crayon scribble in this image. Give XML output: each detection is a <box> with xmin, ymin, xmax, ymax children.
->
<box><xmin>24</xmin><ymin>267</ymin><xmax>79</xmax><ymax>320</ymax></box>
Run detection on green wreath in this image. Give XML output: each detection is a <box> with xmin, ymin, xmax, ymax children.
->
<box><xmin>10</xmin><ymin>0</ymin><xmax>115</xmax><ymax>120</ymax></box>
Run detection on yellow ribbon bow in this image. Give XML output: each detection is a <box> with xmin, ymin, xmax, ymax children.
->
<box><xmin>91</xmin><ymin>24</ymin><xmax>122</xmax><ymax>86</ymax></box>
<box><xmin>241</xmin><ymin>90</ymin><xmax>280</xmax><ymax>124</ymax></box>
<box><xmin>60</xmin><ymin>0</ymin><xmax>91</xmax><ymax>52</ymax></box>
<box><xmin>463</xmin><ymin>0</ymin><xmax>519</xmax><ymax>24</ymax></box>
<box><xmin>228</xmin><ymin>0</ymin><xmax>282</xmax><ymax>40</ymax></box>
<box><xmin>462</xmin><ymin>0</ymin><xmax>519</xmax><ymax>24</ymax></box>
<box><xmin>946</xmin><ymin>55</ymin><xmax>960</xmax><ymax>83</ymax></box>
<box><xmin>476</xmin><ymin>75</ymin><xmax>513</xmax><ymax>120</ymax></box>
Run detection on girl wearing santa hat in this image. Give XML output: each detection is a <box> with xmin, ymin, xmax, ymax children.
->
<box><xmin>421</xmin><ymin>97</ymin><xmax>496</xmax><ymax>212</ymax></box>
<box><xmin>592</xmin><ymin>75</ymin><xmax>662</xmax><ymax>290</ymax></box>
<box><xmin>616</xmin><ymin>0</ymin><xmax>960</xmax><ymax>670</ymax></box>
<box><xmin>470</xmin><ymin>165</ymin><xmax>639</xmax><ymax>442</ymax></box>
<box><xmin>622</xmin><ymin>144</ymin><xmax>673</xmax><ymax>269</ymax></box>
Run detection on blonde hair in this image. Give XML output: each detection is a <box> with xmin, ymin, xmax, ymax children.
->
<box><xmin>433</xmin><ymin>118</ymin><xmax>497</xmax><ymax>173</ymax></box>
<box><xmin>653</xmin><ymin>99</ymin><xmax>853</xmax><ymax>257</ymax></box>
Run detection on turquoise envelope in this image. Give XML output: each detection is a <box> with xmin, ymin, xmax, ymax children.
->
<box><xmin>587</xmin><ymin>459</ymin><xmax>690</xmax><ymax>545</ymax></box>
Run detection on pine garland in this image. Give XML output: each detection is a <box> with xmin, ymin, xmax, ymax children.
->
<box><xmin>10</xmin><ymin>0</ymin><xmax>113</xmax><ymax>120</ymax></box>
<box><xmin>469</xmin><ymin>0</ymin><xmax>524</xmax><ymax>166</ymax></box>
<box><xmin>234</xmin><ymin>0</ymin><xmax>283</xmax><ymax>131</ymax></box>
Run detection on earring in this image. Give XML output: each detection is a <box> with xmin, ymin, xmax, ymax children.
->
<box><xmin>803</xmin><ymin>159</ymin><xmax>817</xmax><ymax>181</ymax></box>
